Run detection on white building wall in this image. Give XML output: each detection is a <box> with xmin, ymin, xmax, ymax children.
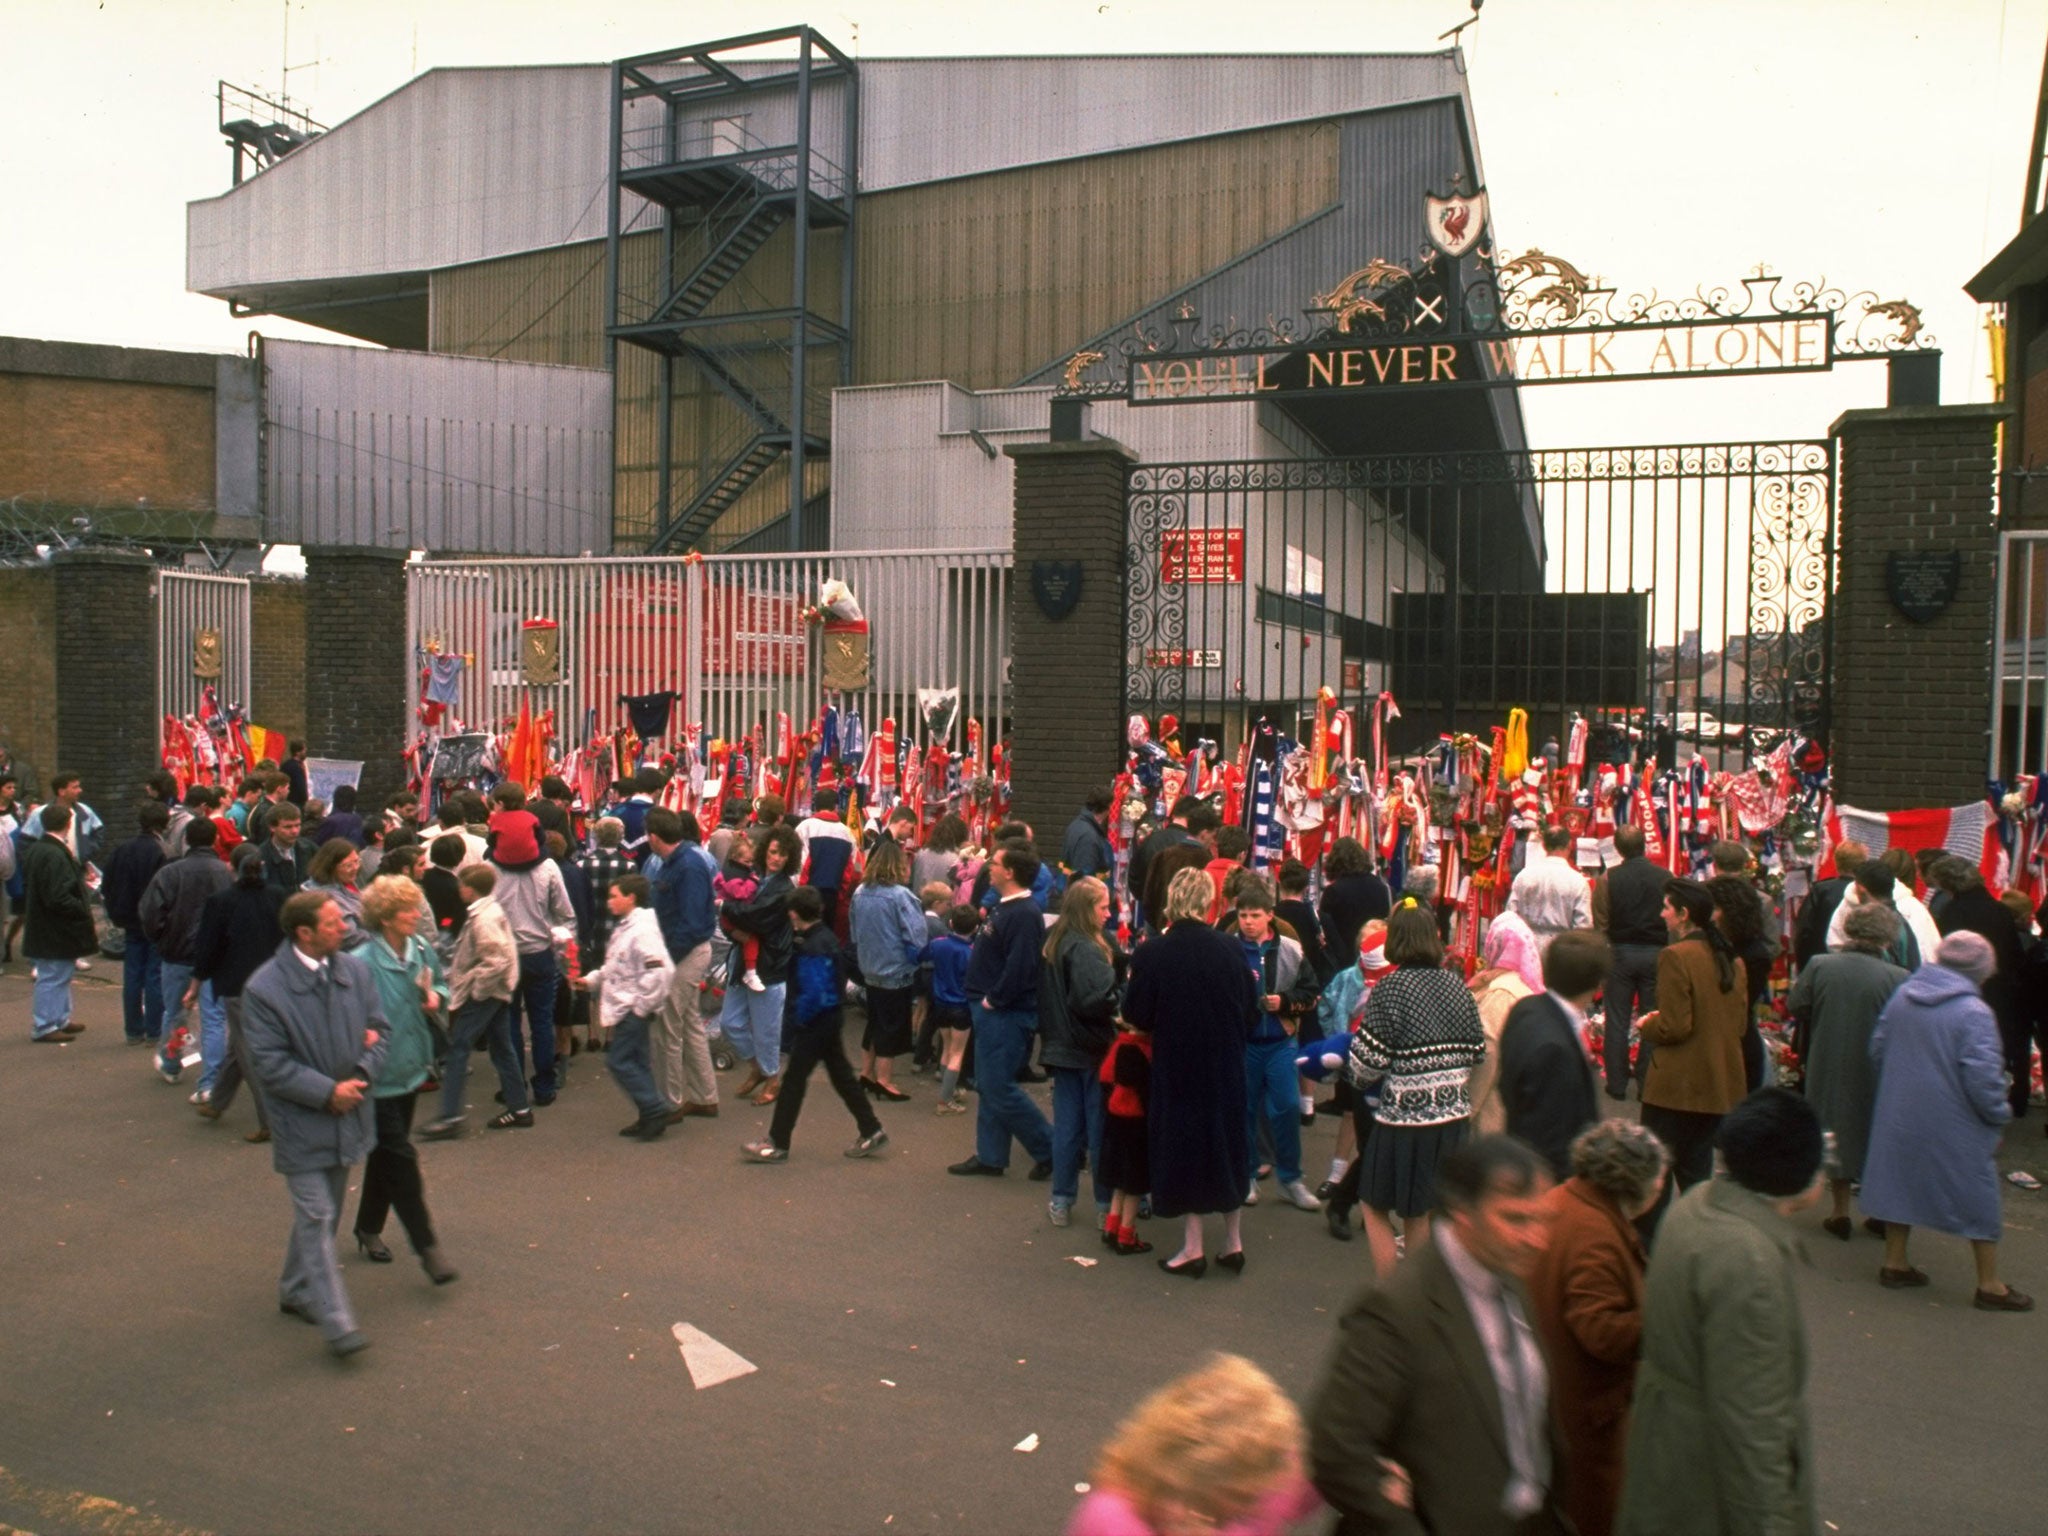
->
<box><xmin>263</xmin><ymin>337</ymin><xmax>612</xmax><ymax>554</ymax></box>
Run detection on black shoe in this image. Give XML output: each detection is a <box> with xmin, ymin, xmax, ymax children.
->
<box><xmin>1215</xmin><ymin>1249</ymin><xmax>1246</xmax><ymax>1274</ymax></box>
<box><xmin>1101</xmin><ymin>1224</ymin><xmax>1121</xmax><ymax>1249</ymax></box>
<box><xmin>948</xmin><ymin>1156</ymin><xmax>1003</xmax><ymax>1177</ymax></box>
<box><xmin>873</xmin><ymin>1081</ymin><xmax>911</xmax><ymax>1103</ymax></box>
<box><xmin>1605</xmin><ymin>1085</ymin><xmax>1629</xmax><ymax>1102</ymax></box>
<box><xmin>1157</xmin><ymin>1254</ymin><xmax>1207</xmax><ymax>1279</ymax></box>
<box><xmin>354</xmin><ymin>1232</ymin><xmax>393</xmax><ymax>1263</ymax></box>
<box><xmin>419</xmin><ymin>1247</ymin><xmax>459</xmax><ymax>1285</ymax></box>
<box><xmin>1018</xmin><ymin>1067</ymin><xmax>1049</xmax><ymax>1083</ymax></box>
<box><xmin>487</xmin><ymin>1109</ymin><xmax>534</xmax><ymax>1130</ymax></box>
<box><xmin>532</xmin><ymin>1091</ymin><xmax>558</xmax><ymax>1107</ymax></box>
<box><xmin>1027</xmin><ymin>1160</ymin><xmax>1053</xmax><ymax>1182</ymax></box>
<box><xmin>1326</xmin><ymin>1203</ymin><xmax>1354</xmax><ymax>1241</ymax></box>
<box><xmin>635</xmin><ymin>1116</ymin><xmax>667</xmax><ymax>1141</ymax></box>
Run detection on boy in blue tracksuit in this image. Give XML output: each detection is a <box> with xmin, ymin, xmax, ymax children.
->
<box><xmin>742</xmin><ymin>886</ymin><xmax>887</xmax><ymax>1163</ymax></box>
<box><xmin>950</xmin><ymin>845</ymin><xmax>1054</xmax><ymax>1178</ymax></box>
<box><xmin>922</xmin><ymin>903</ymin><xmax>979</xmax><ymax>1111</ymax></box>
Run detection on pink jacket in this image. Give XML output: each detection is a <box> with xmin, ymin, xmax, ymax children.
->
<box><xmin>1064</xmin><ymin>1476</ymin><xmax>1320</xmax><ymax>1536</ymax></box>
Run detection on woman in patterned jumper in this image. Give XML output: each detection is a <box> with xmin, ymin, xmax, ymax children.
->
<box><xmin>1346</xmin><ymin>900</ymin><xmax>1488</xmax><ymax>1277</ymax></box>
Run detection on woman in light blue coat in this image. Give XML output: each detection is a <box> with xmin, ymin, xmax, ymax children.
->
<box><xmin>350</xmin><ymin>873</ymin><xmax>457</xmax><ymax>1286</ymax></box>
<box><xmin>849</xmin><ymin>838</ymin><xmax>928</xmax><ymax>1101</ymax></box>
<box><xmin>1860</xmin><ymin>930</ymin><xmax>2030</xmax><ymax>1311</ymax></box>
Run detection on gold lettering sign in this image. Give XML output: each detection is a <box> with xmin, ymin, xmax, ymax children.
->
<box><xmin>1125</xmin><ymin>316</ymin><xmax>1836</xmax><ymax>404</ymax></box>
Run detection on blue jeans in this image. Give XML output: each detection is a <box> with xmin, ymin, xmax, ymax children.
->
<box><xmin>122</xmin><ymin>933</ymin><xmax>163</xmax><ymax>1041</ymax></box>
<box><xmin>1050</xmin><ymin>1063</ymin><xmax>1108</xmax><ymax>1211</ymax></box>
<box><xmin>159</xmin><ymin>962</ymin><xmax>229</xmax><ymax>1088</ymax></box>
<box><xmin>607</xmin><ymin>1011</ymin><xmax>668</xmax><ymax>1121</ymax></box>
<box><xmin>507</xmin><ymin>949</ymin><xmax>560</xmax><ymax>1095</ymax></box>
<box><xmin>719</xmin><ymin>979</ymin><xmax>786</xmax><ymax>1076</ymax></box>
<box><xmin>1245</xmin><ymin>1035</ymin><xmax>1304</xmax><ymax>1187</ymax></box>
<box><xmin>32</xmin><ymin>959</ymin><xmax>76</xmax><ymax>1036</ymax></box>
<box><xmin>438</xmin><ymin>998</ymin><xmax>528</xmax><ymax>1118</ymax></box>
<box><xmin>973</xmin><ymin>1006</ymin><xmax>1052</xmax><ymax>1170</ymax></box>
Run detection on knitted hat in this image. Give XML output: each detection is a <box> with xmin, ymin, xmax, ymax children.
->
<box><xmin>1935</xmin><ymin>930</ymin><xmax>1997</xmax><ymax>986</ymax></box>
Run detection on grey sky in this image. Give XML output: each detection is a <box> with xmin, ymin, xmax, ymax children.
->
<box><xmin>2</xmin><ymin>0</ymin><xmax>2041</xmax><ymax>453</ymax></box>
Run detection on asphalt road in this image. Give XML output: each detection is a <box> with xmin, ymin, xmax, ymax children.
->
<box><xmin>1</xmin><ymin>969</ymin><xmax>2044</xmax><ymax>1536</ymax></box>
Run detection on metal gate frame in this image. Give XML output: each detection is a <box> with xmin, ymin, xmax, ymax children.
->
<box><xmin>1993</xmin><ymin>529</ymin><xmax>2048</xmax><ymax>780</ymax></box>
<box><xmin>1122</xmin><ymin>440</ymin><xmax>1837</xmax><ymax>762</ymax></box>
<box><xmin>157</xmin><ymin>569</ymin><xmax>252</xmax><ymax>723</ymax></box>
<box><xmin>407</xmin><ymin>547</ymin><xmax>1011</xmax><ymax>761</ymax></box>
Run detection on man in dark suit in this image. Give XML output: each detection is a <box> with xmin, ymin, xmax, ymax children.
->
<box><xmin>1311</xmin><ymin>1136</ymin><xmax>1568</xmax><ymax>1536</ymax></box>
<box><xmin>1499</xmin><ymin>929</ymin><xmax>1609</xmax><ymax>1178</ymax></box>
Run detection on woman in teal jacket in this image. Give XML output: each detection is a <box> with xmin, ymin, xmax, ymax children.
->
<box><xmin>351</xmin><ymin>873</ymin><xmax>457</xmax><ymax>1285</ymax></box>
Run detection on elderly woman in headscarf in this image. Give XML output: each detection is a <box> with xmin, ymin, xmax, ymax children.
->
<box><xmin>1465</xmin><ymin>916</ymin><xmax>1540</xmax><ymax>1135</ymax></box>
<box><xmin>1860</xmin><ymin>930</ymin><xmax>2031</xmax><ymax>1311</ymax></box>
<box><xmin>1787</xmin><ymin>901</ymin><xmax>1907</xmax><ymax>1241</ymax></box>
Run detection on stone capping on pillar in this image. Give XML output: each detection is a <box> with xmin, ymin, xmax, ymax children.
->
<box><xmin>1828</xmin><ymin>401</ymin><xmax>2008</xmax><ymax>811</ymax></box>
<box><xmin>1005</xmin><ymin>436</ymin><xmax>1137</xmax><ymax>846</ymax></box>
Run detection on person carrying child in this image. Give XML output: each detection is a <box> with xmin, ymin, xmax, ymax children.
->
<box><xmin>485</xmin><ymin>783</ymin><xmax>544</xmax><ymax>873</ymax></box>
<box><xmin>713</xmin><ymin>828</ymin><xmax>765</xmax><ymax>992</ymax></box>
<box><xmin>922</xmin><ymin>902</ymin><xmax>979</xmax><ymax>1114</ymax></box>
<box><xmin>741</xmin><ymin>886</ymin><xmax>889</xmax><ymax>1163</ymax></box>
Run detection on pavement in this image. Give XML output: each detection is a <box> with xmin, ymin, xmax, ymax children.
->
<box><xmin>1</xmin><ymin>968</ymin><xmax>2044</xmax><ymax>1536</ymax></box>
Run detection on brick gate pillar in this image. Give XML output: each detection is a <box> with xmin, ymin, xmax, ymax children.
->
<box><xmin>1005</xmin><ymin>437</ymin><xmax>1137</xmax><ymax>842</ymax></box>
<box><xmin>51</xmin><ymin>550</ymin><xmax>159</xmax><ymax>810</ymax></box>
<box><xmin>1830</xmin><ymin>402</ymin><xmax>2007</xmax><ymax>808</ymax></box>
<box><xmin>303</xmin><ymin>547</ymin><xmax>411</xmax><ymax>809</ymax></box>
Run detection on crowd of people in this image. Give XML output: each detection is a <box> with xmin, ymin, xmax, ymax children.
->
<box><xmin>8</xmin><ymin>751</ymin><xmax>2043</xmax><ymax>1531</ymax></box>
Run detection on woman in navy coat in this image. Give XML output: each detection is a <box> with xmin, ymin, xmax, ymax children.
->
<box><xmin>1123</xmin><ymin>865</ymin><xmax>1258</xmax><ymax>1278</ymax></box>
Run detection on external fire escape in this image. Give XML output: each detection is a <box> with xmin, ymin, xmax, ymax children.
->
<box><xmin>605</xmin><ymin>28</ymin><xmax>858</xmax><ymax>552</ymax></box>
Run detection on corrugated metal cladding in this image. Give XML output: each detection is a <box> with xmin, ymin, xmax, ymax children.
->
<box><xmin>263</xmin><ymin>338</ymin><xmax>612</xmax><ymax>554</ymax></box>
<box><xmin>188</xmin><ymin>67</ymin><xmax>656</xmax><ymax>296</ymax></box>
<box><xmin>188</xmin><ymin>54</ymin><xmax>1465</xmax><ymax>297</ymax></box>
<box><xmin>1024</xmin><ymin>100</ymin><xmax>1481</xmax><ymax>388</ymax></box>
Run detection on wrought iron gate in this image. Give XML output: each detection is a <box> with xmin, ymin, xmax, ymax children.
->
<box><xmin>1124</xmin><ymin>440</ymin><xmax>1835</xmax><ymax>761</ymax></box>
<box><xmin>157</xmin><ymin>569</ymin><xmax>251</xmax><ymax>723</ymax></box>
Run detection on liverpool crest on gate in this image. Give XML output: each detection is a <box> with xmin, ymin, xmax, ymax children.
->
<box><xmin>1425</xmin><ymin>182</ymin><xmax>1488</xmax><ymax>259</ymax></box>
<box><xmin>1031</xmin><ymin>559</ymin><xmax>1083</xmax><ymax>620</ymax></box>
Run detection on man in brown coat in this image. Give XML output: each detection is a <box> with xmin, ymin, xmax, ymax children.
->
<box><xmin>1636</xmin><ymin>878</ymin><xmax>1748</xmax><ymax>1190</ymax></box>
<box><xmin>1310</xmin><ymin>1136</ymin><xmax>1569</xmax><ymax>1536</ymax></box>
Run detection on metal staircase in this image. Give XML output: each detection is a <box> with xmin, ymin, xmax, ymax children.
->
<box><xmin>604</xmin><ymin>29</ymin><xmax>858</xmax><ymax>553</ymax></box>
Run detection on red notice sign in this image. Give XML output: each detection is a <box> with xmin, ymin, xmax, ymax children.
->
<box><xmin>1160</xmin><ymin>528</ymin><xmax>1244</xmax><ymax>584</ymax></box>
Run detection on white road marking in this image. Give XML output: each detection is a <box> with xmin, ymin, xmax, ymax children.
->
<box><xmin>670</xmin><ymin>1322</ymin><xmax>756</xmax><ymax>1389</ymax></box>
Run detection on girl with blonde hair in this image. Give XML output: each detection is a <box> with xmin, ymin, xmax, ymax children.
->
<box><xmin>1040</xmin><ymin>875</ymin><xmax>1123</xmax><ymax>1231</ymax></box>
<box><xmin>1068</xmin><ymin>1353</ymin><xmax>1319</xmax><ymax>1535</ymax></box>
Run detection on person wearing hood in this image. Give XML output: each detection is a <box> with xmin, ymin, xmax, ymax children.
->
<box><xmin>1466</xmin><ymin>918</ymin><xmax>1540</xmax><ymax>1136</ymax></box>
<box><xmin>1859</xmin><ymin>930</ymin><xmax>2032</xmax><ymax>1311</ymax></box>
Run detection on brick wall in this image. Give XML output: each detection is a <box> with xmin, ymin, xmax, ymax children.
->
<box><xmin>0</xmin><ymin>374</ymin><xmax>215</xmax><ymax>512</ymax></box>
<box><xmin>49</xmin><ymin>551</ymin><xmax>160</xmax><ymax>813</ymax></box>
<box><xmin>1831</xmin><ymin>403</ymin><xmax>2006</xmax><ymax>808</ymax></box>
<box><xmin>303</xmin><ymin>548</ymin><xmax>410</xmax><ymax>808</ymax></box>
<box><xmin>0</xmin><ymin>565</ymin><xmax>57</xmax><ymax>791</ymax></box>
<box><xmin>1005</xmin><ymin>439</ymin><xmax>1136</xmax><ymax>841</ymax></box>
<box><xmin>249</xmin><ymin>576</ymin><xmax>307</xmax><ymax>743</ymax></box>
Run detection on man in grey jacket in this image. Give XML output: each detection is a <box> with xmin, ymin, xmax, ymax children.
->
<box><xmin>493</xmin><ymin>853</ymin><xmax>576</xmax><ymax>1104</ymax></box>
<box><xmin>242</xmin><ymin>891</ymin><xmax>389</xmax><ymax>1359</ymax></box>
<box><xmin>140</xmin><ymin>818</ymin><xmax>233</xmax><ymax>1088</ymax></box>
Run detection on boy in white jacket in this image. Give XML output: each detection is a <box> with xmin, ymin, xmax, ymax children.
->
<box><xmin>575</xmin><ymin>875</ymin><xmax>676</xmax><ymax>1141</ymax></box>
